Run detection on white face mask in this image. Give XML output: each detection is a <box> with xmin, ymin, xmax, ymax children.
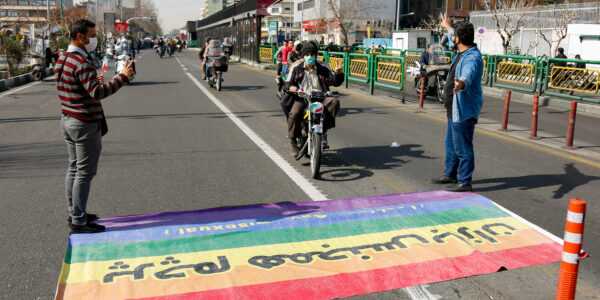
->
<box><xmin>84</xmin><ymin>36</ymin><xmax>98</xmax><ymax>52</ymax></box>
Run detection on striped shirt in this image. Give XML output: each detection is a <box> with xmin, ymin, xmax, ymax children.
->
<box><xmin>55</xmin><ymin>45</ymin><xmax>128</xmax><ymax>122</ymax></box>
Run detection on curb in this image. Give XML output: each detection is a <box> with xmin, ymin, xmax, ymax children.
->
<box><xmin>0</xmin><ymin>69</ymin><xmax>53</xmax><ymax>92</ymax></box>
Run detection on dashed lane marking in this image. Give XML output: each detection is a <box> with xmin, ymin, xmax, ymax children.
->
<box><xmin>176</xmin><ymin>57</ymin><xmax>327</xmax><ymax>201</ymax></box>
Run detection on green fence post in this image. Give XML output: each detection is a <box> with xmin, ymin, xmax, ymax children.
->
<box><xmin>272</xmin><ymin>46</ymin><xmax>277</xmax><ymax>64</ymax></box>
<box><xmin>344</xmin><ymin>52</ymin><xmax>349</xmax><ymax>88</ymax></box>
<box><xmin>369</xmin><ymin>54</ymin><xmax>375</xmax><ymax>95</ymax></box>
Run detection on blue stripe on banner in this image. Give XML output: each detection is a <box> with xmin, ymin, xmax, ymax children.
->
<box><xmin>69</xmin><ymin>195</ymin><xmax>498</xmax><ymax>247</ymax></box>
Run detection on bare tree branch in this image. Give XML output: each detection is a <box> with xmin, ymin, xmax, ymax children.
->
<box><xmin>479</xmin><ymin>0</ymin><xmax>534</xmax><ymax>54</ymax></box>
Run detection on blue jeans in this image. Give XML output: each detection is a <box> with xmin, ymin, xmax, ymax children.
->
<box><xmin>444</xmin><ymin>118</ymin><xmax>476</xmax><ymax>184</ymax></box>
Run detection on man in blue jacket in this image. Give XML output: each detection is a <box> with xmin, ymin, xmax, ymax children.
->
<box><xmin>431</xmin><ymin>15</ymin><xmax>483</xmax><ymax>192</ymax></box>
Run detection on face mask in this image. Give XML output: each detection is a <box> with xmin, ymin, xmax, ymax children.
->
<box><xmin>304</xmin><ymin>55</ymin><xmax>316</xmax><ymax>66</ymax></box>
<box><xmin>84</xmin><ymin>36</ymin><xmax>98</xmax><ymax>52</ymax></box>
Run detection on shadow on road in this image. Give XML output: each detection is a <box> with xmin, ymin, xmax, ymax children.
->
<box><xmin>0</xmin><ymin>142</ymin><xmax>66</xmax><ymax>178</ymax></box>
<box><xmin>300</xmin><ymin>144</ymin><xmax>435</xmax><ymax>182</ymax></box>
<box><xmin>97</xmin><ymin>201</ymin><xmax>323</xmax><ymax>231</ymax></box>
<box><xmin>472</xmin><ymin>163</ymin><xmax>600</xmax><ymax>199</ymax></box>
<box><xmin>222</xmin><ymin>85</ymin><xmax>266</xmax><ymax>91</ymax></box>
<box><xmin>337</xmin><ymin>106</ymin><xmax>390</xmax><ymax>117</ymax></box>
<box><xmin>129</xmin><ymin>81</ymin><xmax>178</xmax><ymax>86</ymax></box>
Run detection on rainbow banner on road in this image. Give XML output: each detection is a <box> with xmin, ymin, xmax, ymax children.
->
<box><xmin>55</xmin><ymin>191</ymin><xmax>562</xmax><ymax>300</ymax></box>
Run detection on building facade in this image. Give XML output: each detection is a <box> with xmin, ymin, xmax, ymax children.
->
<box><xmin>260</xmin><ymin>0</ymin><xmax>298</xmax><ymax>42</ymax></box>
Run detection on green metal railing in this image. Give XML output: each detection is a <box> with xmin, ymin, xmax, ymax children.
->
<box><xmin>373</xmin><ymin>55</ymin><xmax>405</xmax><ymax>95</ymax></box>
<box><xmin>491</xmin><ymin>54</ymin><xmax>539</xmax><ymax>93</ymax></box>
<box><xmin>543</xmin><ymin>58</ymin><xmax>600</xmax><ymax>104</ymax></box>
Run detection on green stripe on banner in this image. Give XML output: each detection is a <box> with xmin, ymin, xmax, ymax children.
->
<box><xmin>67</xmin><ymin>206</ymin><xmax>507</xmax><ymax>263</ymax></box>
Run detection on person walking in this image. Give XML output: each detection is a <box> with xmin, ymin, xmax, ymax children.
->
<box><xmin>431</xmin><ymin>15</ymin><xmax>484</xmax><ymax>192</ymax></box>
<box><xmin>55</xmin><ymin>19</ymin><xmax>135</xmax><ymax>233</ymax></box>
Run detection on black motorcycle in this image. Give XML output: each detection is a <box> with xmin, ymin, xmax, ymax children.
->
<box><xmin>206</xmin><ymin>55</ymin><xmax>228</xmax><ymax>91</ymax></box>
<box><xmin>414</xmin><ymin>46</ymin><xmax>451</xmax><ymax>103</ymax></box>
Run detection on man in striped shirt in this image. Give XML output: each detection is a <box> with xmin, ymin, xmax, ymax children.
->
<box><xmin>56</xmin><ymin>19</ymin><xmax>135</xmax><ymax>233</ymax></box>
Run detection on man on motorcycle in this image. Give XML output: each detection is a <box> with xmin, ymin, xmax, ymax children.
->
<box><xmin>199</xmin><ymin>37</ymin><xmax>211</xmax><ymax>80</ymax></box>
<box><xmin>203</xmin><ymin>39</ymin><xmax>224</xmax><ymax>80</ymax></box>
<box><xmin>285</xmin><ymin>41</ymin><xmax>344</xmax><ymax>157</ymax></box>
<box><xmin>419</xmin><ymin>44</ymin><xmax>436</xmax><ymax>89</ymax></box>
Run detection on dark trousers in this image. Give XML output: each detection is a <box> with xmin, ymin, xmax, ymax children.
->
<box><xmin>288</xmin><ymin>97</ymin><xmax>340</xmax><ymax>138</ymax></box>
<box><xmin>444</xmin><ymin>118</ymin><xmax>477</xmax><ymax>184</ymax></box>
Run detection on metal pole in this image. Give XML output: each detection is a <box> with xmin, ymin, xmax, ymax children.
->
<box><xmin>60</xmin><ymin>0</ymin><xmax>64</xmax><ymax>36</ymax></box>
<box><xmin>394</xmin><ymin>0</ymin><xmax>399</xmax><ymax>30</ymax></box>
<box><xmin>47</xmin><ymin>0</ymin><xmax>50</xmax><ymax>43</ymax></box>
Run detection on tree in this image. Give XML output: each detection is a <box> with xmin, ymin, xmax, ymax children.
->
<box><xmin>326</xmin><ymin>0</ymin><xmax>385</xmax><ymax>47</ymax></box>
<box><xmin>536</xmin><ymin>6</ymin><xmax>578</xmax><ymax>57</ymax></box>
<box><xmin>479</xmin><ymin>0</ymin><xmax>534</xmax><ymax>55</ymax></box>
<box><xmin>421</xmin><ymin>14</ymin><xmax>444</xmax><ymax>45</ymax></box>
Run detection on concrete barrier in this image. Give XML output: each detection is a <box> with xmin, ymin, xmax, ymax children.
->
<box><xmin>0</xmin><ymin>79</ymin><xmax>7</xmax><ymax>92</ymax></box>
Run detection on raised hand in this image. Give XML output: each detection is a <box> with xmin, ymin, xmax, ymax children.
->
<box><xmin>120</xmin><ymin>59</ymin><xmax>135</xmax><ymax>79</ymax></box>
<box><xmin>440</xmin><ymin>13</ymin><xmax>452</xmax><ymax>30</ymax></box>
<box><xmin>335</xmin><ymin>61</ymin><xmax>343</xmax><ymax>74</ymax></box>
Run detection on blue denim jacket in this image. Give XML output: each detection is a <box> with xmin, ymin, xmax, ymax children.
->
<box><xmin>447</xmin><ymin>29</ymin><xmax>484</xmax><ymax>122</ymax></box>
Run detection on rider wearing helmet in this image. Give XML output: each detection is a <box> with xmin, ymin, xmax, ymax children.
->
<box><xmin>284</xmin><ymin>41</ymin><xmax>344</xmax><ymax>157</ymax></box>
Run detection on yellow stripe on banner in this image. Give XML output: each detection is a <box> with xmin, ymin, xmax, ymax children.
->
<box><xmin>61</xmin><ymin>217</ymin><xmax>539</xmax><ymax>284</ymax></box>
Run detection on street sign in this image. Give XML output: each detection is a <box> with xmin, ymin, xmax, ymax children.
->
<box><xmin>104</xmin><ymin>13</ymin><xmax>115</xmax><ymax>32</ymax></box>
<box><xmin>268</xmin><ymin>21</ymin><xmax>278</xmax><ymax>36</ymax></box>
<box><xmin>477</xmin><ymin>27</ymin><xmax>485</xmax><ymax>36</ymax></box>
<box><xmin>115</xmin><ymin>22</ymin><xmax>128</xmax><ymax>34</ymax></box>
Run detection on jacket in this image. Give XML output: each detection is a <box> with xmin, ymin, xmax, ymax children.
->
<box><xmin>285</xmin><ymin>60</ymin><xmax>344</xmax><ymax>93</ymax></box>
<box><xmin>446</xmin><ymin>34</ymin><xmax>483</xmax><ymax>122</ymax></box>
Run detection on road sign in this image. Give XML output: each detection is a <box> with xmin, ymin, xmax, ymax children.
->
<box><xmin>115</xmin><ymin>22</ymin><xmax>128</xmax><ymax>34</ymax></box>
<box><xmin>477</xmin><ymin>27</ymin><xmax>485</xmax><ymax>36</ymax></box>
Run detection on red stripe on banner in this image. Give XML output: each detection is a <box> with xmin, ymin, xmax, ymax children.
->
<box><xmin>133</xmin><ymin>243</ymin><xmax>559</xmax><ymax>300</ymax></box>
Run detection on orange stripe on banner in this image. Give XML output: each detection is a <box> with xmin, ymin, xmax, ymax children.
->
<box><xmin>56</xmin><ymin>229</ymin><xmax>549</xmax><ymax>300</ymax></box>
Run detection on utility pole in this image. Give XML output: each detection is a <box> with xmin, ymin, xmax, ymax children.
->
<box><xmin>61</xmin><ymin>0</ymin><xmax>64</xmax><ymax>35</ymax></box>
<box><xmin>47</xmin><ymin>0</ymin><xmax>50</xmax><ymax>43</ymax></box>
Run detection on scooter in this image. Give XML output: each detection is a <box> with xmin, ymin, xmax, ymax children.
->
<box><xmin>413</xmin><ymin>45</ymin><xmax>451</xmax><ymax>103</ymax></box>
<box><xmin>30</xmin><ymin>56</ymin><xmax>46</xmax><ymax>81</ymax></box>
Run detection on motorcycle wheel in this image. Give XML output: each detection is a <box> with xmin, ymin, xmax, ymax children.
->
<box><xmin>437</xmin><ymin>80</ymin><xmax>445</xmax><ymax>103</ymax></box>
<box><xmin>32</xmin><ymin>69</ymin><xmax>43</xmax><ymax>81</ymax></box>
<box><xmin>216</xmin><ymin>73</ymin><xmax>222</xmax><ymax>91</ymax></box>
<box><xmin>310</xmin><ymin>132</ymin><xmax>322</xmax><ymax>179</ymax></box>
<box><xmin>208</xmin><ymin>78</ymin><xmax>214</xmax><ymax>88</ymax></box>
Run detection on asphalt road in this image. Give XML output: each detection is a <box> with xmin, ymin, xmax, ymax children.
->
<box><xmin>0</xmin><ymin>49</ymin><xmax>598</xmax><ymax>299</ymax></box>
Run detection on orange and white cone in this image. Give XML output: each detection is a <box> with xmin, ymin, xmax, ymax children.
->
<box><xmin>556</xmin><ymin>198</ymin><xmax>586</xmax><ymax>300</ymax></box>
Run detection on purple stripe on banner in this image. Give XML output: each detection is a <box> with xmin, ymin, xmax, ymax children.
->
<box><xmin>97</xmin><ymin>191</ymin><xmax>472</xmax><ymax>231</ymax></box>
<box><xmin>71</xmin><ymin>195</ymin><xmax>496</xmax><ymax>247</ymax></box>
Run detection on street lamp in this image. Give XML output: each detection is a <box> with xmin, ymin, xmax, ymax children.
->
<box><xmin>394</xmin><ymin>10</ymin><xmax>414</xmax><ymax>31</ymax></box>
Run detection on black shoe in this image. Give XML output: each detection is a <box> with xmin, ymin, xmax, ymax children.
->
<box><xmin>322</xmin><ymin>134</ymin><xmax>329</xmax><ymax>150</ymax></box>
<box><xmin>289</xmin><ymin>141</ymin><xmax>299</xmax><ymax>158</ymax></box>
<box><xmin>68</xmin><ymin>213</ymin><xmax>99</xmax><ymax>225</ymax></box>
<box><xmin>69</xmin><ymin>222</ymin><xmax>105</xmax><ymax>234</ymax></box>
<box><xmin>446</xmin><ymin>183</ymin><xmax>473</xmax><ymax>192</ymax></box>
<box><xmin>430</xmin><ymin>175</ymin><xmax>458</xmax><ymax>184</ymax></box>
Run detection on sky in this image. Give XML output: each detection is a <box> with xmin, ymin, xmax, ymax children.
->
<box><xmin>73</xmin><ymin>0</ymin><xmax>204</xmax><ymax>33</ymax></box>
<box><xmin>153</xmin><ymin>0</ymin><xmax>203</xmax><ymax>33</ymax></box>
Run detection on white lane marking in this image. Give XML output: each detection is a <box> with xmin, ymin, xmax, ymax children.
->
<box><xmin>403</xmin><ymin>285</ymin><xmax>441</xmax><ymax>300</ymax></box>
<box><xmin>182</xmin><ymin>70</ymin><xmax>327</xmax><ymax>201</ymax></box>
<box><xmin>490</xmin><ymin>200</ymin><xmax>563</xmax><ymax>245</ymax></box>
<box><xmin>0</xmin><ymin>80</ymin><xmax>43</xmax><ymax>98</ymax></box>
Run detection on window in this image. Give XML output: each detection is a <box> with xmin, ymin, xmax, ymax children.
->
<box><xmin>303</xmin><ymin>0</ymin><xmax>315</xmax><ymax>9</ymax></box>
<box><xmin>271</xmin><ymin>7</ymin><xmax>279</xmax><ymax>13</ymax></box>
<box><xmin>297</xmin><ymin>3</ymin><xmax>302</xmax><ymax>10</ymax></box>
<box><xmin>454</xmin><ymin>0</ymin><xmax>462</xmax><ymax>10</ymax></box>
<box><xmin>417</xmin><ymin>37</ymin><xmax>427</xmax><ymax>49</ymax></box>
<box><xmin>284</xmin><ymin>6</ymin><xmax>291</xmax><ymax>11</ymax></box>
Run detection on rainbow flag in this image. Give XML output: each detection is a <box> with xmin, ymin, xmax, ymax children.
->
<box><xmin>55</xmin><ymin>191</ymin><xmax>562</xmax><ymax>300</ymax></box>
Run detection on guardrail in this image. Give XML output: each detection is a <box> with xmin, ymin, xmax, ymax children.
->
<box><xmin>259</xmin><ymin>45</ymin><xmax>276</xmax><ymax>64</ymax></box>
<box><xmin>254</xmin><ymin>47</ymin><xmax>600</xmax><ymax>105</ymax></box>
<box><xmin>543</xmin><ymin>58</ymin><xmax>600</xmax><ymax>104</ymax></box>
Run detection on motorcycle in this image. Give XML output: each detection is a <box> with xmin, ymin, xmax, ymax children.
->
<box><xmin>176</xmin><ymin>44</ymin><xmax>182</xmax><ymax>52</ymax></box>
<box><xmin>413</xmin><ymin>45</ymin><xmax>451</xmax><ymax>103</ymax></box>
<box><xmin>206</xmin><ymin>55</ymin><xmax>228</xmax><ymax>91</ymax></box>
<box><xmin>289</xmin><ymin>90</ymin><xmax>334</xmax><ymax>179</ymax></box>
<box><xmin>167</xmin><ymin>45</ymin><xmax>174</xmax><ymax>57</ymax></box>
<box><xmin>30</xmin><ymin>55</ymin><xmax>46</xmax><ymax>81</ymax></box>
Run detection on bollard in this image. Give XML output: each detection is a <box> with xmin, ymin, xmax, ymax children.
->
<box><xmin>499</xmin><ymin>90</ymin><xmax>511</xmax><ymax>131</ymax></box>
<box><xmin>565</xmin><ymin>101</ymin><xmax>577</xmax><ymax>148</ymax></box>
<box><xmin>555</xmin><ymin>198</ymin><xmax>586</xmax><ymax>300</ymax></box>
<box><xmin>530</xmin><ymin>94</ymin><xmax>540</xmax><ymax>140</ymax></box>
<box><xmin>419</xmin><ymin>77</ymin><xmax>425</xmax><ymax>109</ymax></box>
